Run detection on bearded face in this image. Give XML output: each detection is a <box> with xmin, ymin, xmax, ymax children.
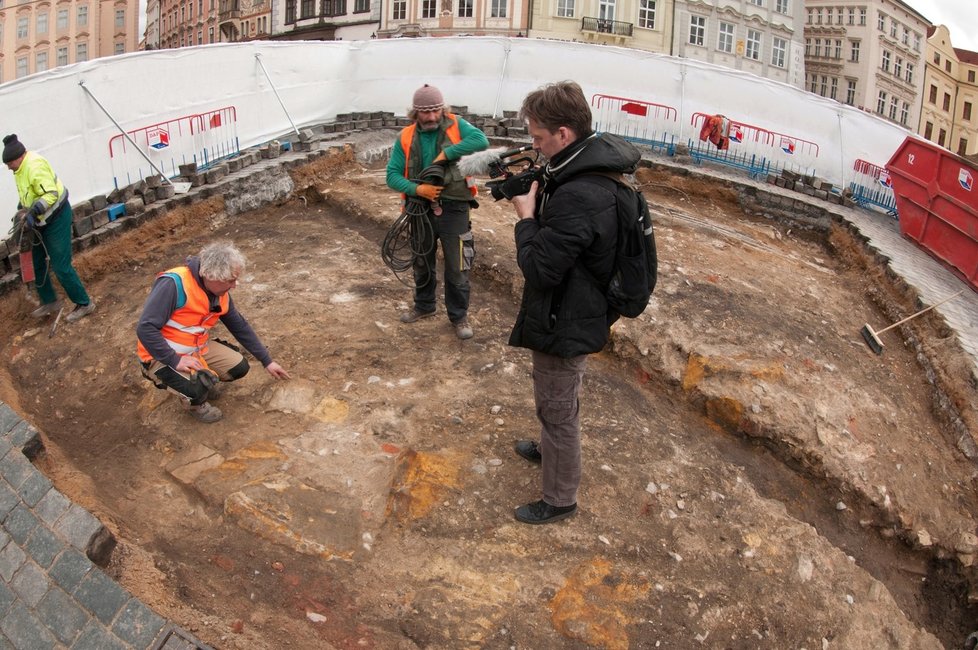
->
<box><xmin>416</xmin><ymin>108</ymin><xmax>444</xmax><ymax>132</ymax></box>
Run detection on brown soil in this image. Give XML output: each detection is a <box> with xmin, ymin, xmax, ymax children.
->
<box><xmin>2</xmin><ymin>140</ymin><xmax>977</xmax><ymax>649</ymax></box>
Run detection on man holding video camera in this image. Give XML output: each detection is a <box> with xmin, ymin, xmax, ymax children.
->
<box><xmin>385</xmin><ymin>84</ymin><xmax>489</xmax><ymax>340</ymax></box>
<box><xmin>506</xmin><ymin>81</ymin><xmax>642</xmax><ymax>524</ymax></box>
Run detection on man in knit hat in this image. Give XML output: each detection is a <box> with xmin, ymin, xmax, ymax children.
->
<box><xmin>4</xmin><ymin>134</ymin><xmax>95</xmax><ymax>323</ymax></box>
<box><xmin>385</xmin><ymin>84</ymin><xmax>489</xmax><ymax>340</ymax></box>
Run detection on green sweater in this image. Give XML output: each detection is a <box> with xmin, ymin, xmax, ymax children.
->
<box><xmin>386</xmin><ymin>114</ymin><xmax>489</xmax><ymax>202</ymax></box>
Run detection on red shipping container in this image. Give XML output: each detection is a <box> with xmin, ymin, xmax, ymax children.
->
<box><xmin>886</xmin><ymin>136</ymin><xmax>978</xmax><ymax>291</ymax></box>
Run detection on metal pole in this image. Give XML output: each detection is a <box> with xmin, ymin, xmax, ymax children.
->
<box><xmin>255</xmin><ymin>53</ymin><xmax>301</xmax><ymax>137</ymax></box>
<box><xmin>492</xmin><ymin>39</ymin><xmax>514</xmax><ymax>119</ymax></box>
<box><xmin>78</xmin><ymin>80</ymin><xmax>173</xmax><ymax>185</ymax></box>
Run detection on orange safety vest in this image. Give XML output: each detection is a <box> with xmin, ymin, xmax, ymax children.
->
<box><xmin>400</xmin><ymin>112</ymin><xmax>478</xmax><ymax>198</ymax></box>
<box><xmin>136</xmin><ymin>265</ymin><xmax>229</xmax><ymax>364</ymax></box>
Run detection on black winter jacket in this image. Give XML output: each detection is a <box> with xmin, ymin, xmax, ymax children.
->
<box><xmin>508</xmin><ymin>132</ymin><xmax>641</xmax><ymax>358</ymax></box>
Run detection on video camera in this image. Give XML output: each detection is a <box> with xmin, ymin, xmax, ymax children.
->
<box><xmin>483</xmin><ymin>146</ymin><xmax>543</xmax><ymax>201</ymax></box>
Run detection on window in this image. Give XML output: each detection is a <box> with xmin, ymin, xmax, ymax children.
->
<box><xmin>391</xmin><ymin>0</ymin><xmax>405</xmax><ymax>19</ymax></box>
<box><xmin>827</xmin><ymin>7</ymin><xmax>833</xmax><ymax>23</ymax></box>
<box><xmin>300</xmin><ymin>0</ymin><xmax>314</xmax><ymax>18</ymax></box>
<box><xmin>57</xmin><ymin>9</ymin><xmax>68</xmax><ymax>30</ymax></box>
<box><xmin>877</xmin><ymin>12</ymin><xmax>884</xmax><ymax>31</ymax></box>
<box><xmin>689</xmin><ymin>15</ymin><xmax>705</xmax><ymax>46</ymax></box>
<box><xmin>902</xmin><ymin>27</ymin><xmax>909</xmax><ymax>46</ymax></box>
<box><xmin>421</xmin><ymin>0</ymin><xmax>436</xmax><ymax>18</ymax></box>
<box><xmin>906</xmin><ymin>63</ymin><xmax>914</xmax><ymax>84</ymax></box>
<box><xmin>197</xmin><ymin>30</ymin><xmax>202</xmax><ymax>44</ymax></box>
<box><xmin>36</xmin><ymin>51</ymin><xmax>47</xmax><ymax>72</ymax></box>
<box><xmin>557</xmin><ymin>0</ymin><xmax>574</xmax><ymax>17</ymax></box>
<box><xmin>56</xmin><ymin>46</ymin><xmax>67</xmax><ymax>66</ymax></box>
<box><xmin>490</xmin><ymin>0</ymin><xmax>505</xmax><ymax>17</ymax></box>
<box><xmin>115</xmin><ymin>9</ymin><xmax>125</xmax><ymax>28</ymax></box>
<box><xmin>810</xmin><ymin>75</ymin><xmax>817</xmax><ymax>93</ymax></box>
<box><xmin>820</xmin><ymin>75</ymin><xmax>827</xmax><ymax>96</ymax></box>
<box><xmin>834</xmin><ymin>40</ymin><xmax>841</xmax><ymax>59</ymax></box>
<box><xmin>816</xmin><ymin>8</ymin><xmax>822</xmax><ymax>24</ymax></box>
<box><xmin>804</xmin><ymin>38</ymin><xmax>810</xmax><ymax>56</ymax></box>
<box><xmin>814</xmin><ymin>38</ymin><xmax>821</xmax><ymax>57</ymax></box>
<box><xmin>76</xmin><ymin>42</ymin><xmax>87</xmax><ymax>61</ymax></box>
<box><xmin>776</xmin><ymin>0</ymin><xmax>788</xmax><ymax>14</ymax></box>
<box><xmin>877</xmin><ymin>91</ymin><xmax>886</xmax><ymax>114</ymax></box>
<box><xmin>37</xmin><ymin>13</ymin><xmax>48</xmax><ymax>34</ymax></box>
<box><xmin>638</xmin><ymin>0</ymin><xmax>655</xmax><ymax>29</ymax></box>
<box><xmin>900</xmin><ymin>102</ymin><xmax>909</xmax><ymax>126</ymax></box>
<box><xmin>830</xmin><ymin>77</ymin><xmax>838</xmax><ymax>100</ymax></box>
<box><xmin>960</xmin><ymin>139</ymin><xmax>969</xmax><ymax>156</ymax></box>
<box><xmin>598</xmin><ymin>0</ymin><xmax>615</xmax><ymax>21</ymax></box>
<box><xmin>772</xmin><ymin>37</ymin><xmax>786</xmax><ymax>67</ymax></box>
<box><xmin>882</xmin><ymin>50</ymin><xmax>890</xmax><ymax>72</ymax></box>
<box><xmin>285</xmin><ymin>0</ymin><xmax>296</xmax><ymax>22</ymax></box>
<box><xmin>16</xmin><ymin>16</ymin><xmax>28</xmax><ymax>38</ymax></box>
<box><xmin>929</xmin><ymin>85</ymin><xmax>937</xmax><ymax>104</ymax></box>
<box><xmin>938</xmin><ymin>128</ymin><xmax>946</xmax><ymax>146</ymax></box>
<box><xmin>944</xmin><ymin>92</ymin><xmax>951</xmax><ymax>111</ymax></box>
<box><xmin>914</xmin><ymin>34</ymin><xmax>921</xmax><ymax>51</ymax></box>
<box><xmin>889</xmin><ymin>96</ymin><xmax>898</xmax><ymax>120</ymax></box>
<box><xmin>208</xmin><ymin>26</ymin><xmax>214</xmax><ymax>41</ymax></box>
<box><xmin>850</xmin><ymin>40</ymin><xmax>859</xmax><ymax>62</ymax></box>
<box><xmin>859</xmin><ymin>8</ymin><xmax>866</xmax><ymax>25</ymax></box>
<box><xmin>970</xmin><ymin>70</ymin><xmax>976</xmax><ymax>83</ymax></box>
<box><xmin>924</xmin><ymin>121</ymin><xmax>933</xmax><ymax>140</ymax></box>
<box><xmin>806</xmin><ymin>8</ymin><xmax>812</xmax><ymax>24</ymax></box>
<box><xmin>934</xmin><ymin>52</ymin><xmax>940</xmax><ymax>65</ymax></box>
<box><xmin>16</xmin><ymin>56</ymin><xmax>28</xmax><ymax>78</ymax></box>
<box><xmin>115</xmin><ymin>41</ymin><xmax>125</xmax><ymax>54</ymax></box>
<box><xmin>457</xmin><ymin>0</ymin><xmax>472</xmax><ymax>18</ymax></box>
<box><xmin>964</xmin><ymin>102</ymin><xmax>973</xmax><ymax>121</ymax></box>
<box><xmin>718</xmin><ymin>22</ymin><xmax>734</xmax><ymax>53</ymax></box>
<box><xmin>889</xmin><ymin>20</ymin><xmax>896</xmax><ymax>38</ymax></box>
<box><xmin>354</xmin><ymin>0</ymin><xmax>369</xmax><ymax>12</ymax></box>
<box><xmin>846</xmin><ymin>79</ymin><xmax>856</xmax><ymax>105</ymax></box>
<box><xmin>78</xmin><ymin>6</ymin><xmax>88</xmax><ymax>26</ymax></box>
<box><xmin>847</xmin><ymin>7</ymin><xmax>854</xmax><ymax>25</ymax></box>
<box><xmin>946</xmin><ymin>60</ymin><xmax>952</xmax><ymax>73</ymax></box>
<box><xmin>894</xmin><ymin>57</ymin><xmax>902</xmax><ymax>79</ymax></box>
<box><xmin>749</xmin><ymin>0</ymin><xmax>762</xmax><ymax>5</ymax></box>
<box><xmin>746</xmin><ymin>29</ymin><xmax>761</xmax><ymax>61</ymax></box>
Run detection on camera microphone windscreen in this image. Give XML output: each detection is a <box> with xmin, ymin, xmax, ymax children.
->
<box><xmin>457</xmin><ymin>145</ymin><xmax>534</xmax><ymax>177</ymax></box>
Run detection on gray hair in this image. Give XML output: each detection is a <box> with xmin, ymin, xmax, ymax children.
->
<box><xmin>198</xmin><ymin>241</ymin><xmax>246</xmax><ymax>281</ymax></box>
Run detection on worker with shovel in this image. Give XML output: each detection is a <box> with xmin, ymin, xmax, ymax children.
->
<box><xmin>4</xmin><ymin>134</ymin><xmax>95</xmax><ymax>323</ymax></box>
<box><xmin>136</xmin><ymin>241</ymin><xmax>290</xmax><ymax>423</ymax></box>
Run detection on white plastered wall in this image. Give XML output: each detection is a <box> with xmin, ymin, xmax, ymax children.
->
<box><xmin>0</xmin><ymin>36</ymin><xmax>916</xmax><ymax>213</ymax></box>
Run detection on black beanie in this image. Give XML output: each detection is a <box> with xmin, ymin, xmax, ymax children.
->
<box><xmin>2</xmin><ymin>134</ymin><xmax>26</xmax><ymax>164</ymax></box>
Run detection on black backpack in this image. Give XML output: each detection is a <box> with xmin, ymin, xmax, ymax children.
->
<box><xmin>580</xmin><ymin>173</ymin><xmax>658</xmax><ymax>318</ymax></box>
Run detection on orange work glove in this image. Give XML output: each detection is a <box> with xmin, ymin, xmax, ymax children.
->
<box><xmin>415</xmin><ymin>184</ymin><xmax>443</xmax><ymax>202</ymax></box>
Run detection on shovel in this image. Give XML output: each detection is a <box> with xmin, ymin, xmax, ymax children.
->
<box><xmin>860</xmin><ymin>288</ymin><xmax>965</xmax><ymax>355</ymax></box>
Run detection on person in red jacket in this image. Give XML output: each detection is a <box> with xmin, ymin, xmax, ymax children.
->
<box><xmin>136</xmin><ymin>241</ymin><xmax>290</xmax><ymax>423</ymax></box>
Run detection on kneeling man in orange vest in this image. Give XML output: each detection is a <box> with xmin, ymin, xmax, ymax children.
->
<box><xmin>136</xmin><ymin>241</ymin><xmax>290</xmax><ymax>423</ymax></box>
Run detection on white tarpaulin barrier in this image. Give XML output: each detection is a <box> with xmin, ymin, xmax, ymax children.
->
<box><xmin>0</xmin><ymin>37</ymin><xmax>915</xmax><ymax>212</ymax></box>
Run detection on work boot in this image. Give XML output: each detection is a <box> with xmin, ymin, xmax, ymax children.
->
<box><xmin>187</xmin><ymin>401</ymin><xmax>223</xmax><ymax>423</ymax></box>
<box><xmin>400</xmin><ymin>308</ymin><xmax>436</xmax><ymax>323</ymax></box>
<box><xmin>65</xmin><ymin>300</ymin><xmax>96</xmax><ymax>323</ymax></box>
<box><xmin>453</xmin><ymin>317</ymin><xmax>473</xmax><ymax>340</ymax></box>
<box><xmin>31</xmin><ymin>300</ymin><xmax>62</xmax><ymax>319</ymax></box>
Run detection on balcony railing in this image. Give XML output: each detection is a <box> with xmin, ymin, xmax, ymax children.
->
<box><xmin>581</xmin><ymin>16</ymin><xmax>633</xmax><ymax>37</ymax></box>
<box><xmin>219</xmin><ymin>8</ymin><xmax>241</xmax><ymax>21</ymax></box>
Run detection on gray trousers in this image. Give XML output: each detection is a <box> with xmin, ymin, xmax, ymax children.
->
<box><xmin>532</xmin><ymin>350</ymin><xmax>588</xmax><ymax>507</ymax></box>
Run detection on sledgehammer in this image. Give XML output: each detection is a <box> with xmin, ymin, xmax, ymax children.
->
<box><xmin>860</xmin><ymin>289</ymin><xmax>965</xmax><ymax>355</ymax></box>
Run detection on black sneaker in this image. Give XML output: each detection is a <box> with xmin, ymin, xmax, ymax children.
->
<box><xmin>514</xmin><ymin>440</ymin><xmax>542</xmax><ymax>464</ymax></box>
<box><xmin>515</xmin><ymin>500</ymin><xmax>577</xmax><ymax>525</ymax></box>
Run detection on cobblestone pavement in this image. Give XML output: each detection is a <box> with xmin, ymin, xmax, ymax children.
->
<box><xmin>1</xmin><ymin>128</ymin><xmax>975</xmax><ymax>648</ymax></box>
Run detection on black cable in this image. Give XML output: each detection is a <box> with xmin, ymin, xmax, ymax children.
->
<box><xmin>13</xmin><ymin>217</ymin><xmax>51</xmax><ymax>290</ymax></box>
<box><xmin>381</xmin><ymin>196</ymin><xmax>436</xmax><ymax>288</ymax></box>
